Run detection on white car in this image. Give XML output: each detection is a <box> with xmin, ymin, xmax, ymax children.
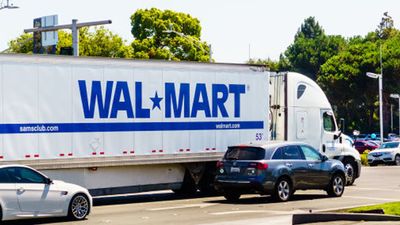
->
<box><xmin>0</xmin><ymin>165</ymin><xmax>92</xmax><ymax>222</ymax></box>
<box><xmin>368</xmin><ymin>142</ymin><xmax>400</xmax><ymax>166</ymax></box>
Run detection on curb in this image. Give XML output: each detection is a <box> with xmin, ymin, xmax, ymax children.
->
<box><xmin>292</xmin><ymin>212</ymin><xmax>400</xmax><ymax>225</ymax></box>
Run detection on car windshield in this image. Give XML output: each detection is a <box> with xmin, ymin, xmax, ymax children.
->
<box><xmin>379</xmin><ymin>142</ymin><xmax>399</xmax><ymax>149</ymax></box>
<box><xmin>224</xmin><ymin>147</ymin><xmax>265</xmax><ymax>160</ymax></box>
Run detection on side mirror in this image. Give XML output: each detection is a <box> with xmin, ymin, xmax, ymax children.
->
<box><xmin>321</xmin><ymin>155</ymin><xmax>328</xmax><ymax>162</ymax></box>
<box><xmin>334</xmin><ymin>131</ymin><xmax>342</xmax><ymax>140</ymax></box>
<box><xmin>45</xmin><ymin>178</ymin><xmax>53</xmax><ymax>185</ymax></box>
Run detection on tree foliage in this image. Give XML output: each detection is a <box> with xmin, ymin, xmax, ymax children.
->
<box><xmin>284</xmin><ymin>17</ymin><xmax>346</xmax><ymax>80</ymax></box>
<box><xmin>130</xmin><ymin>8</ymin><xmax>211</xmax><ymax>62</ymax></box>
<box><xmin>7</xmin><ymin>27</ymin><xmax>132</xmax><ymax>58</ymax></box>
<box><xmin>316</xmin><ymin>14</ymin><xmax>400</xmax><ymax>133</ymax></box>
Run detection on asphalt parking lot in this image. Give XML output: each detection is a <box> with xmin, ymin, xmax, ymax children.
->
<box><xmin>4</xmin><ymin>166</ymin><xmax>400</xmax><ymax>225</ymax></box>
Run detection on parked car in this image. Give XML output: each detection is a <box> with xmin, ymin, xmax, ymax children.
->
<box><xmin>354</xmin><ymin>140</ymin><xmax>379</xmax><ymax>154</ymax></box>
<box><xmin>214</xmin><ymin>141</ymin><xmax>346</xmax><ymax>202</ymax></box>
<box><xmin>0</xmin><ymin>165</ymin><xmax>92</xmax><ymax>222</ymax></box>
<box><xmin>368</xmin><ymin>142</ymin><xmax>400</xmax><ymax>166</ymax></box>
<box><xmin>388</xmin><ymin>133</ymin><xmax>400</xmax><ymax>141</ymax></box>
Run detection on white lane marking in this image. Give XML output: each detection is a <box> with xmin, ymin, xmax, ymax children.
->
<box><xmin>210</xmin><ymin>209</ymin><xmax>306</xmax><ymax>216</ymax></box>
<box><xmin>148</xmin><ymin>203</ymin><xmax>216</xmax><ymax>211</ymax></box>
<box><xmin>343</xmin><ymin>195</ymin><xmax>400</xmax><ymax>201</ymax></box>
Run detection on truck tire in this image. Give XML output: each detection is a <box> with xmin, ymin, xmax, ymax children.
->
<box><xmin>343</xmin><ymin>160</ymin><xmax>356</xmax><ymax>186</ymax></box>
<box><xmin>172</xmin><ymin>170</ymin><xmax>198</xmax><ymax>195</ymax></box>
<box><xmin>68</xmin><ymin>194</ymin><xmax>90</xmax><ymax>220</ymax></box>
<box><xmin>272</xmin><ymin>177</ymin><xmax>292</xmax><ymax>202</ymax></box>
<box><xmin>198</xmin><ymin>163</ymin><xmax>217</xmax><ymax>195</ymax></box>
<box><xmin>326</xmin><ymin>173</ymin><xmax>345</xmax><ymax>197</ymax></box>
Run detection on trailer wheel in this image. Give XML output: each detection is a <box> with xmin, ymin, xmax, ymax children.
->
<box><xmin>198</xmin><ymin>163</ymin><xmax>217</xmax><ymax>195</ymax></box>
<box><xmin>223</xmin><ymin>192</ymin><xmax>241</xmax><ymax>202</ymax></box>
<box><xmin>172</xmin><ymin>170</ymin><xmax>197</xmax><ymax>195</ymax></box>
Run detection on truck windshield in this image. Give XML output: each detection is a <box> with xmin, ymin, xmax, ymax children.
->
<box><xmin>224</xmin><ymin>147</ymin><xmax>265</xmax><ymax>160</ymax></box>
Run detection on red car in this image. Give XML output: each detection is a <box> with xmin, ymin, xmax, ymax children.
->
<box><xmin>354</xmin><ymin>140</ymin><xmax>379</xmax><ymax>154</ymax></box>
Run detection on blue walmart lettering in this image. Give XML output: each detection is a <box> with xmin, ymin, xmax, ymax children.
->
<box><xmin>78</xmin><ymin>80</ymin><xmax>246</xmax><ymax>119</ymax></box>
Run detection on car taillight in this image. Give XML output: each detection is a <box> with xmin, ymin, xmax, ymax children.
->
<box><xmin>256</xmin><ymin>162</ymin><xmax>268</xmax><ymax>170</ymax></box>
<box><xmin>216</xmin><ymin>161</ymin><xmax>224</xmax><ymax>168</ymax></box>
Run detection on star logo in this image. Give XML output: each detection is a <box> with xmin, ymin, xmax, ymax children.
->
<box><xmin>150</xmin><ymin>91</ymin><xmax>163</xmax><ymax>110</ymax></box>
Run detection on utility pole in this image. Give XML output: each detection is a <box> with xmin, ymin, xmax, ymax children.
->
<box><xmin>24</xmin><ymin>19</ymin><xmax>112</xmax><ymax>56</ymax></box>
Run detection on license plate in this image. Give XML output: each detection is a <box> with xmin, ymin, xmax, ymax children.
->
<box><xmin>230</xmin><ymin>167</ymin><xmax>240</xmax><ymax>173</ymax></box>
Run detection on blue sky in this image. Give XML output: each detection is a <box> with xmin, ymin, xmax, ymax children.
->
<box><xmin>0</xmin><ymin>0</ymin><xmax>399</xmax><ymax>63</ymax></box>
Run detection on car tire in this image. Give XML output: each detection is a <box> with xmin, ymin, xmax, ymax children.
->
<box><xmin>327</xmin><ymin>173</ymin><xmax>345</xmax><ymax>197</ymax></box>
<box><xmin>273</xmin><ymin>177</ymin><xmax>292</xmax><ymax>202</ymax></box>
<box><xmin>343</xmin><ymin>160</ymin><xmax>356</xmax><ymax>185</ymax></box>
<box><xmin>223</xmin><ymin>192</ymin><xmax>241</xmax><ymax>202</ymax></box>
<box><xmin>68</xmin><ymin>194</ymin><xmax>90</xmax><ymax>220</ymax></box>
<box><xmin>394</xmin><ymin>155</ymin><xmax>400</xmax><ymax>166</ymax></box>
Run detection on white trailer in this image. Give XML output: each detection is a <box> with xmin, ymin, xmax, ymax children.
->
<box><xmin>0</xmin><ymin>55</ymin><xmax>360</xmax><ymax>196</ymax></box>
<box><xmin>0</xmin><ymin>54</ymin><xmax>269</xmax><ymax>195</ymax></box>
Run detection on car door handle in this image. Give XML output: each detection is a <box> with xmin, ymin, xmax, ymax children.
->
<box><xmin>285</xmin><ymin>163</ymin><xmax>293</xmax><ymax>167</ymax></box>
<box><xmin>17</xmin><ymin>187</ymin><xmax>25</xmax><ymax>193</ymax></box>
<box><xmin>308</xmin><ymin>163</ymin><xmax>314</xmax><ymax>167</ymax></box>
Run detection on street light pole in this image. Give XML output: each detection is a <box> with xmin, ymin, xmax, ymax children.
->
<box><xmin>24</xmin><ymin>19</ymin><xmax>112</xmax><ymax>57</ymax></box>
<box><xmin>366</xmin><ymin>72</ymin><xmax>383</xmax><ymax>143</ymax></box>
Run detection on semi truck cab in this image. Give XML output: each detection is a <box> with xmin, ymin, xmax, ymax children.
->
<box><xmin>269</xmin><ymin>72</ymin><xmax>361</xmax><ymax>185</ymax></box>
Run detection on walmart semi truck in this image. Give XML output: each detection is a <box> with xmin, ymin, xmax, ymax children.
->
<box><xmin>0</xmin><ymin>54</ymin><xmax>360</xmax><ymax>196</ymax></box>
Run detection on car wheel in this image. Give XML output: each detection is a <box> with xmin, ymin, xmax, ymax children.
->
<box><xmin>395</xmin><ymin>155</ymin><xmax>400</xmax><ymax>166</ymax></box>
<box><xmin>68</xmin><ymin>194</ymin><xmax>90</xmax><ymax>220</ymax></box>
<box><xmin>327</xmin><ymin>173</ymin><xmax>345</xmax><ymax>197</ymax></box>
<box><xmin>343</xmin><ymin>160</ymin><xmax>356</xmax><ymax>185</ymax></box>
<box><xmin>223</xmin><ymin>192</ymin><xmax>241</xmax><ymax>202</ymax></box>
<box><xmin>273</xmin><ymin>177</ymin><xmax>292</xmax><ymax>202</ymax></box>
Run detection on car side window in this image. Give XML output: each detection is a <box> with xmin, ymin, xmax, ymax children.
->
<box><xmin>7</xmin><ymin>167</ymin><xmax>47</xmax><ymax>184</ymax></box>
<box><xmin>0</xmin><ymin>169</ymin><xmax>12</xmax><ymax>183</ymax></box>
<box><xmin>283</xmin><ymin>146</ymin><xmax>304</xmax><ymax>160</ymax></box>
<box><xmin>300</xmin><ymin>145</ymin><xmax>322</xmax><ymax>161</ymax></box>
<box><xmin>272</xmin><ymin>147</ymin><xmax>283</xmax><ymax>159</ymax></box>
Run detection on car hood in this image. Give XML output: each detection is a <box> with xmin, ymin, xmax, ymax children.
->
<box><xmin>369</xmin><ymin>148</ymin><xmax>397</xmax><ymax>154</ymax></box>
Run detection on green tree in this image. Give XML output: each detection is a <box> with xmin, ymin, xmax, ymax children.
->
<box><xmin>7</xmin><ymin>27</ymin><xmax>132</xmax><ymax>58</ymax></box>
<box><xmin>130</xmin><ymin>8</ymin><xmax>211</xmax><ymax>62</ymax></box>
<box><xmin>284</xmin><ymin>17</ymin><xmax>345</xmax><ymax>80</ymax></box>
<box><xmin>318</xmin><ymin>31</ymin><xmax>400</xmax><ymax>133</ymax></box>
<box><xmin>248</xmin><ymin>58</ymin><xmax>280</xmax><ymax>71</ymax></box>
<box><xmin>376</xmin><ymin>12</ymin><xmax>398</xmax><ymax>39</ymax></box>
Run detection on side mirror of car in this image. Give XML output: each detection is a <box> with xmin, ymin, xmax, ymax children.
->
<box><xmin>45</xmin><ymin>178</ymin><xmax>53</xmax><ymax>185</ymax></box>
<box><xmin>321</xmin><ymin>155</ymin><xmax>329</xmax><ymax>162</ymax></box>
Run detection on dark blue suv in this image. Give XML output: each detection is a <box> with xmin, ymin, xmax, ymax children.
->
<box><xmin>214</xmin><ymin>141</ymin><xmax>346</xmax><ymax>202</ymax></box>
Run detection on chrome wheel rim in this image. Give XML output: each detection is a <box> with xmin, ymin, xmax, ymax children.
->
<box><xmin>71</xmin><ymin>195</ymin><xmax>89</xmax><ymax>219</ymax></box>
<box><xmin>333</xmin><ymin>176</ymin><xmax>344</xmax><ymax>196</ymax></box>
<box><xmin>345</xmin><ymin>163</ymin><xmax>354</xmax><ymax>184</ymax></box>
<box><xmin>278</xmin><ymin>180</ymin><xmax>290</xmax><ymax>200</ymax></box>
